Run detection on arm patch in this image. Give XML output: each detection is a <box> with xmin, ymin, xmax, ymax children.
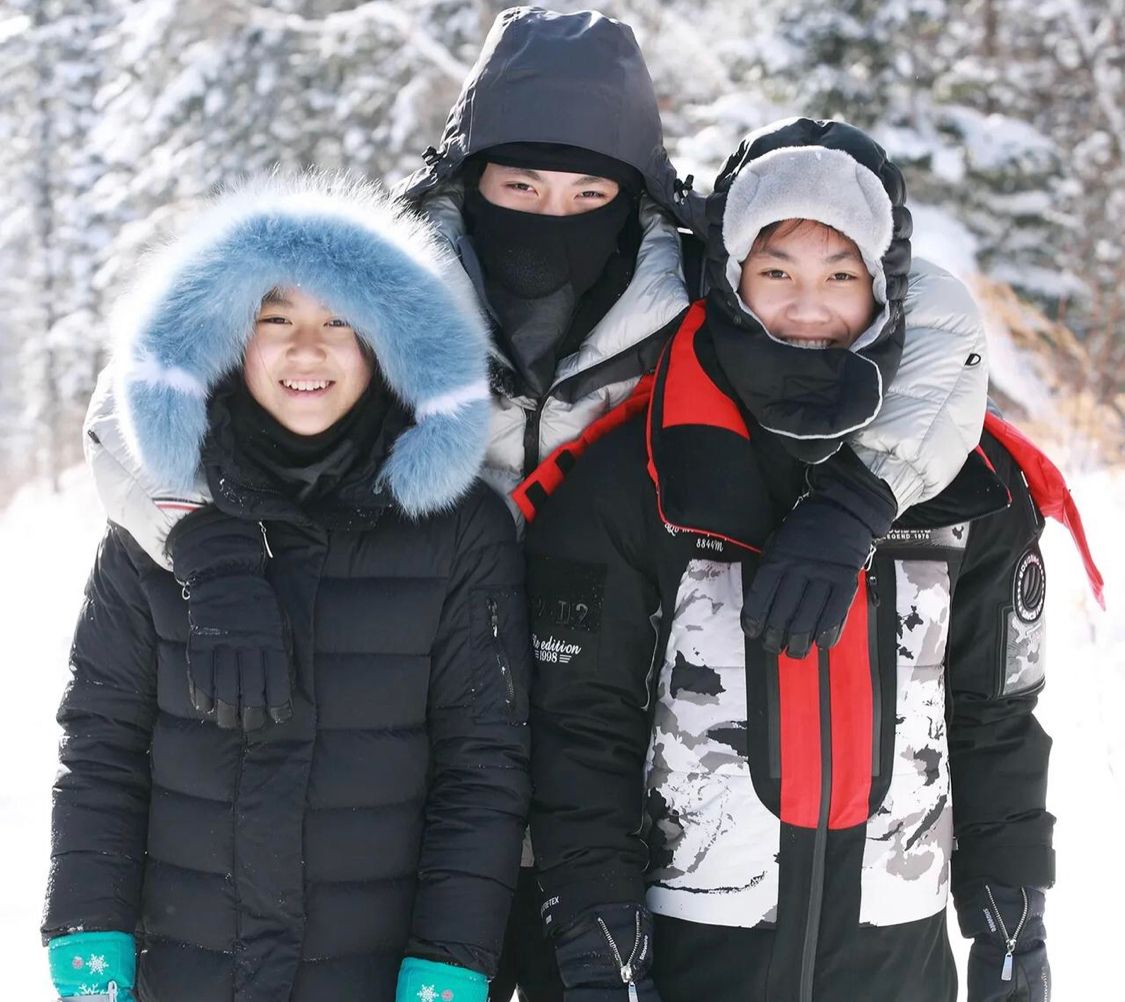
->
<box><xmin>1001</xmin><ymin>546</ymin><xmax>1046</xmax><ymax>695</ymax></box>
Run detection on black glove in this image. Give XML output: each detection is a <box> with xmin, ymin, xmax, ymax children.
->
<box><xmin>742</xmin><ymin>448</ymin><xmax>897</xmax><ymax>658</ymax></box>
<box><xmin>553</xmin><ymin>904</ymin><xmax>661</xmax><ymax>1002</ymax></box>
<box><xmin>959</xmin><ymin>883</ymin><xmax>1050</xmax><ymax>1002</ymax></box>
<box><xmin>169</xmin><ymin>508</ymin><xmax>293</xmax><ymax>731</ymax></box>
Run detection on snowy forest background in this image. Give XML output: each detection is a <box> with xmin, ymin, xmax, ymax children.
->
<box><xmin>1</xmin><ymin>0</ymin><xmax>1123</xmax><ymax>996</ymax></box>
<box><xmin>0</xmin><ymin>0</ymin><xmax>1123</xmax><ymax>495</ymax></box>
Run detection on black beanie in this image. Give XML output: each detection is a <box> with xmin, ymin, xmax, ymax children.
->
<box><xmin>469</xmin><ymin>142</ymin><xmax>644</xmax><ymax>199</ymax></box>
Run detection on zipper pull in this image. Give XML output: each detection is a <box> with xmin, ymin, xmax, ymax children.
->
<box><xmin>628</xmin><ymin>983</ymin><xmax>639</xmax><ymax>1002</ymax></box>
<box><xmin>259</xmin><ymin>520</ymin><xmax>274</xmax><ymax>559</ymax></box>
<box><xmin>108</xmin><ymin>982</ymin><xmax>119</xmax><ymax>1002</ymax></box>
<box><xmin>984</xmin><ymin>882</ymin><xmax>1023</xmax><ymax>983</ymax></box>
<box><xmin>866</xmin><ymin>570</ymin><xmax>880</xmax><ymax>608</ymax></box>
<box><xmin>488</xmin><ymin>597</ymin><xmax>499</xmax><ymax>638</ymax></box>
<box><xmin>621</xmin><ymin>963</ymin><xmax>633</xmax><ymax>984</ymax></box>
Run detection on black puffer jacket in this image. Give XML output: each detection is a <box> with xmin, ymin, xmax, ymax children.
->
<box><xmin>525</xmin><ymin>305</ymin><xmax>1056</xmax><ymax>1002</ymax></box>
<box><xmin>42</xmin><ymin>176</ymin><xmax>531</xmax><ymax>1002</ymax></box>
<box><xmin>46</xmin><ymin>486</ymin><xmax>529</xmax><ymax>1002</ymax></box>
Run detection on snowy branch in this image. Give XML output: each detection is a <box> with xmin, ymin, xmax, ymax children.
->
<box><xmin>244</xmin><ymin>0</ymin><xmax>471</xmax><ymax>83</ymax></box>
<box><xmin>1060</xmin><ymin>0</ymin><xmax>1125</xmax><ymax>142</ymax></box>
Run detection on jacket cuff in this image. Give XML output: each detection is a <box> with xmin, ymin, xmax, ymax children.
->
<box><xmin>48</xmin><ymin>931</ymin><xmax>135</xmax><ymax>997</ymax></box>
<box><xmin>808</xmin><ymin>446</ymin><xmax>899</xmax><ymax>533</ymax></box>
<box><xmin>849</xmin><ymin>445</ymin><xmax>928</xmax><ymax>512</ymax></box>
<box><xmin>396</xmin><ymin>957</ymin><xmax>487</xmax><ymax>1002</ymax></box>
<box><xmin>952</xmin><ymin>842</ymin><xmax>1056</xmax><ymax>905</ymax></box>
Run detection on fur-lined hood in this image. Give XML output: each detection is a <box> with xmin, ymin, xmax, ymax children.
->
<box><xmin>112</xmin><ymin>173</ymin><xmax>492</xmax><ymax>518</ymax></box>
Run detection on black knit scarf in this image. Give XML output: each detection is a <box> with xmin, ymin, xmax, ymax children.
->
<box><xmin>203</xmin><ymin>370</ymin><xmax>398</xmax><ymax>512</ymax></box>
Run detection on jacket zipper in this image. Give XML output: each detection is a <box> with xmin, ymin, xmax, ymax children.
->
<box><xmin>108</xmin><ymin>983</ymin><xmax>118</xmax><ymax>1002</ymax></box>
<box><xmin>522</xmin><ymin>398</ymin><xmax>546</xmax><ymax>478</ymax></box>
<box><xmin>596</xmin><ymin>911</ymin><xmax>645</xmax><ymax>1002</ymax></box>
<box><xmin>985</xmin><ymin>884</ymin><xmax>1029</xmax><ymax>982</ymax></box>
<box><xmin>487</xmin><ymin>597</ymin><xmax>517</xmax><ymax>715</ymax></box>
<box><xmin>866</xmin><ymin>564</ymin><xmax>882</xmax><ymax>777</ymax></box>
<box><xmin>798</xmin><ymin>647</ymin><xmax>834</xmax><ymax>1002</ymax></box>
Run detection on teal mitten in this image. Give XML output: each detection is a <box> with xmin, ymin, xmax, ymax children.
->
<box><xmin>48</xmin><ymin>931</ymin><xmax>136</xmax><ymax>1001</ymax></box>
<box><xmin>396</xmin><ymin>957</ymin><xmax>488</xmax><ymax>1002</ymax></box>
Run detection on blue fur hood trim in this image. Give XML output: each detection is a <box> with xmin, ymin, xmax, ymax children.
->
<box><xmin>112</xmin><ymin>172</ymin><xmax>492</xmax><ymax>517</ymax></box>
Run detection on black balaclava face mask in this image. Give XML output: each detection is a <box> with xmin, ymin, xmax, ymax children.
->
<box><xmin>462</xmin><ymin>141</ymin><xmax>641</xmax><ymax>300</ymax></box>
<box><xmin>460</xmin><ymin>142</ymin><xmax>643</xmax><ymax>396</ymax></box>
<box><xmin>463</xmin><ymin>184</ymin><xmax>634</xmax><ymax>299</ymax></box>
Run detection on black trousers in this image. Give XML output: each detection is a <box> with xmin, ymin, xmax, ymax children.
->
<box><xmin>489</xmin><ymin>868</ymin><xmax>564</xmax><ymax>1002</ymax></box>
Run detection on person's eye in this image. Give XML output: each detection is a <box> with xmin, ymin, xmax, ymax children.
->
<box><xmin>760</xmin><ymin>269</ymin><xmax>788</xmax><ymax>280</ymax></box>
<box><xmin>257</xmin><ymin>315</ymin><xmax>290</xmax><ymax>324</ymax></box>
<box><xmin>830</xmin><ymin>272</ymin><xmax>859</xmax><ymax>282</ymax></box>
<box><xmin>325</xmin><ymin>318</ymin><xmax>351</xmax><ymax>328</ymax></box>
<box><xmin>578</xmin><ymin>190</ymin><xmax>608</xmax><ymax>200</ymax></box>
<box><xmin>506</xmin><ymin>182</ymin><xmax>535</xmax><ymax>193</ymax></box>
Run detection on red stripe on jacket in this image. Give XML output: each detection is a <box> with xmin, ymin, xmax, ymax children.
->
<box><xmin>512</xmin><ymin>373</ymin><xmax>655</xmax><ymax>523</ymax></box>
<box><xmin>828</xmin><ymin>576</ymin><xmax>874</xmax><ymax>829</ymax></box>
<box><xmin>778</xmin><ymin>572</ymin><xmax>874</xmax><ymax>830</ymax></box>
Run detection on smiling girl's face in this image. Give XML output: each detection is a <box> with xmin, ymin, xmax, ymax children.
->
<box><xmin>738</xmin><ymin>219</ymin><xmax>877</xmax><ymax>349</ymax></box>
<box><xmin>242</xmin><ymin>287</ymin><xmax>373</xmax><ymax>435</ymax></box>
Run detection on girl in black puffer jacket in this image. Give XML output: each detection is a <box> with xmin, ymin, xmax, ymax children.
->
<box><xmin>42</xmin><ymin>174</ymin><xmax>531</xmax><ymax>1002</ymax></box>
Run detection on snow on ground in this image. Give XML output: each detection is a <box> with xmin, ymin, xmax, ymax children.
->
<box><xmin>1</xmin><ymin>465</ymin><xmax>106</xmax><ymax>988</ymax></box>
<box><xmin>1</xmin><ymin>458</ymin><xmax>1121</xmax><ymax>996</ymax></box>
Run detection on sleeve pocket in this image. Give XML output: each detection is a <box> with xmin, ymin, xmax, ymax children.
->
<box><xmin>470</xmin><ymin>587</ymin><xmax>532</xmax><ymax>722</ymax></box>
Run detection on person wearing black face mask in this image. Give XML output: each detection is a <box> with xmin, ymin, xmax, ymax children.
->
<box><xmin>461</xmin><ymin>143</ymin><xmax>644</xmax><ymax>399</ymax></box>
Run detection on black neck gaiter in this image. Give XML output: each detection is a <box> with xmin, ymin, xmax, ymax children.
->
<box><xmin>463</xmin><ymin>186</ymin><xmax>634</xmax><ymax>299</ymax></box>
<box><xmin>463</xmin><ymin>188</ymin><xmax>638</xmax><ymax>396</ymax></box>
<box><xmin>705</xmin><ymin>289</ymin><xmax>890</xmax><ymax>463</ymax></box>
<box><xmin>216</xmin><ymin>372</ymin><xmax>393</xmax><ymax>504</ymax></box>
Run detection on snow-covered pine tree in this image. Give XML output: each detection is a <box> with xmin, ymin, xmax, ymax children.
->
<box><xmin>0</xmin><ymin>0</ymin><xmax>1117</xmax><ymax>493</ymax></box>
<box><xmin>0</xmin><ymin>0</ymin><xmax>115</xmax><ymax>492</ymax></box>
<box><xmin>0</xmin><ymin>8</ymin><xmax>42</xmax><ymax>501</ymax></box>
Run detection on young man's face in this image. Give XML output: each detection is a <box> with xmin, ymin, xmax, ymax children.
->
<box><xmin>737</xmin><ymin>220</ymin><xmax>877</xmax><ymax>349</ymax></box>
<box><xmin>243</xmin><ymin>287</ymin><xmax>373</xmax><ymax>435</ymax></box>
<box><xmin>478</xmin><ymin>163</ymin><xmax>620</xmax><ymax>216</ymax></box>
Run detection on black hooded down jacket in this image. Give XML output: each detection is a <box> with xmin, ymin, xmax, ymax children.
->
<box><xmin>42</xmin><ymin>176</ymin><xmax>531</xmax><ymax>1002</ymax></box>
<box><xmin>395</xmin><ymin>5</ymin><xmax>694</xmax><ymax>497</ymax></box>
<box><xmin>524</xmin><ymin>320</ymin><xmax>1057</xmax><ymax>1002</ymax></box>
<box><xmin>522</xmin><ymin>124</ymin><xmax>1055</xmax><ymax>1002</ymax></box>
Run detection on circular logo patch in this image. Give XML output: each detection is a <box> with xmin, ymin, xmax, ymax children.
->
<box><xmin>1014</xmin><ymin>549</ymin><xmax>1046</xmax><ymax>622</ymax></box>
